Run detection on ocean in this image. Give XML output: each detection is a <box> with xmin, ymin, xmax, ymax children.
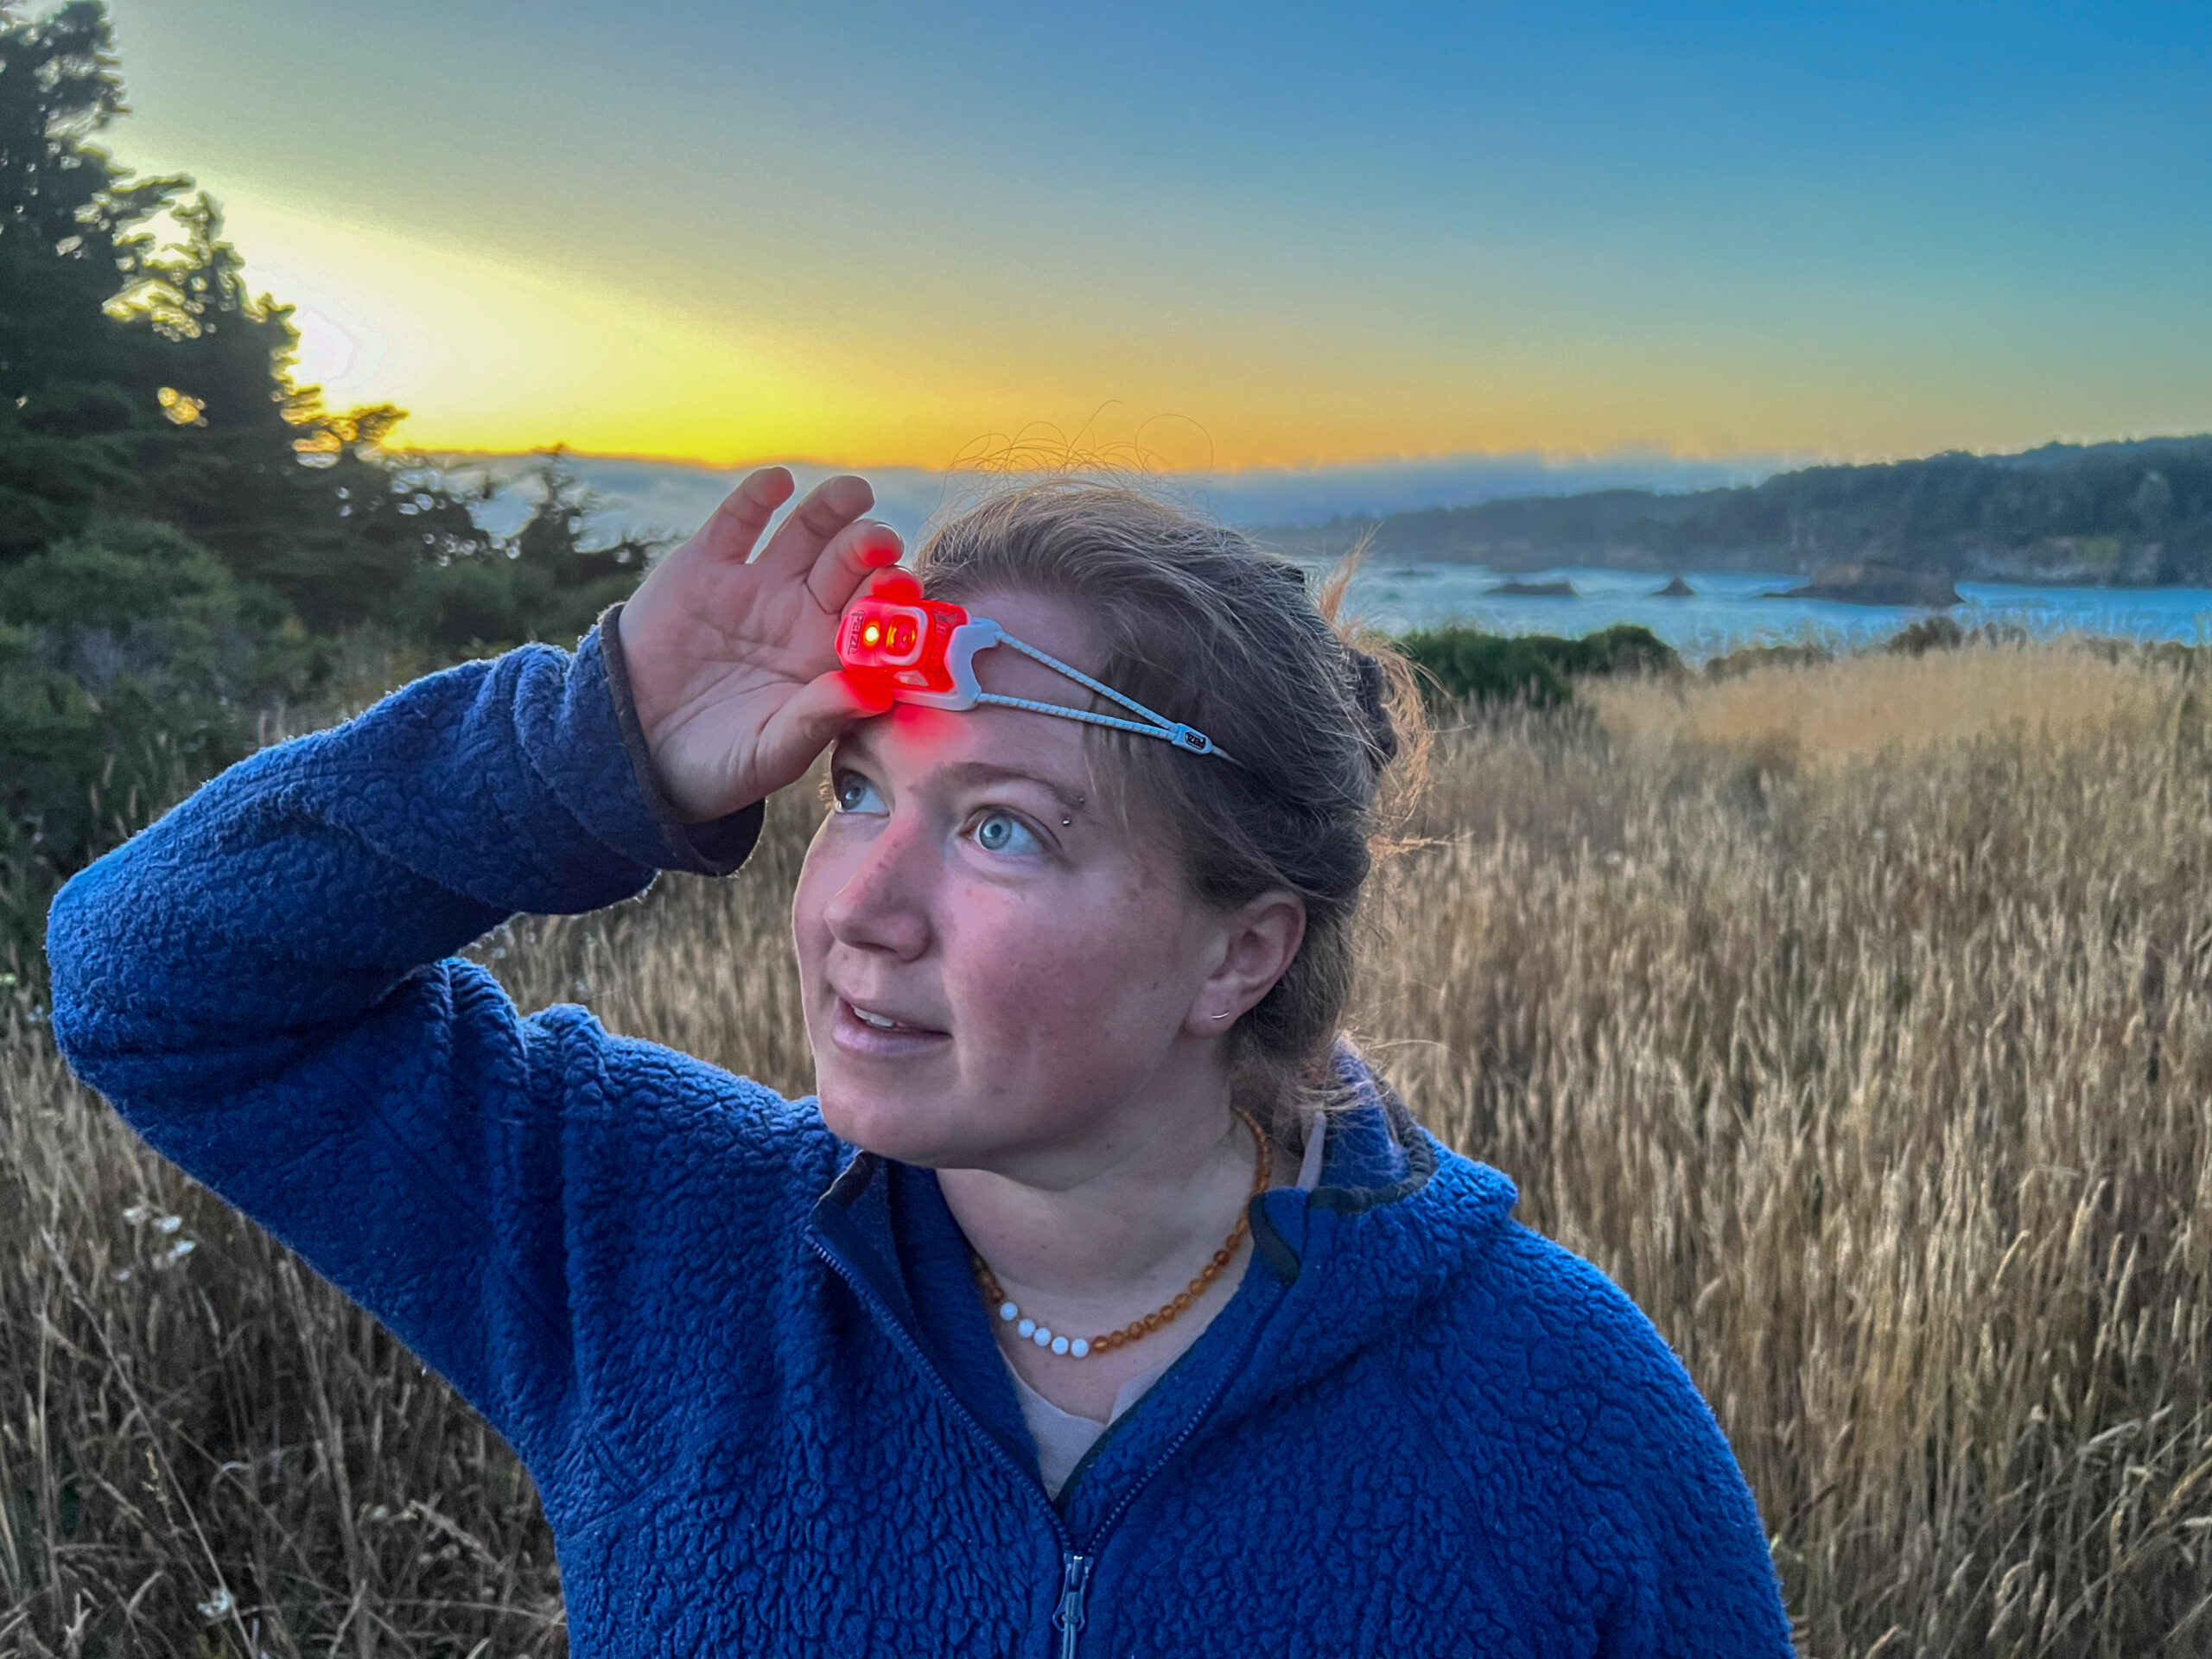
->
<box><xmin>1336</xmin><ymin>564</ymin><xmax>2212</xmax><ymax>661</ymax></box>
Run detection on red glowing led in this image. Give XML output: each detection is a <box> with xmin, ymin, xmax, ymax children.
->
<box><xmin>836</xmin><ymin>573</ymin><xmax>1000</xmax><ymax>707</ymax></box>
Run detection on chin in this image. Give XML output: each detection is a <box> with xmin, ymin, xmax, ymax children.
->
<box><xmin>815</xmin><ymin>1078</ymin><xmax>958</xmax><ymax>1166</ymax></box>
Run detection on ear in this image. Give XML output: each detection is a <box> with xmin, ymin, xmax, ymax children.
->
<box><xmin>1185</xmin><ymin>889</ymin><xmax>1307</xmax><ymax>1038</ymax></box>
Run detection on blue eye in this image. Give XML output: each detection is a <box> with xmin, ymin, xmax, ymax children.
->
<box><xmin>971</xmin><ymin>810</ymin><xmax>1042</xmax><ymax>856</ymax></box>
<box><xmin>833</xmin><ymin>772</ymin><xmax>886</xmax><ymax>814</ymax></box>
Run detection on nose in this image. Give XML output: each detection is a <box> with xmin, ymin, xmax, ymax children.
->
<box><xmin>822</xmin><ymin>809</ymin><xmax>935</xmax><ymax>963</ymax></box>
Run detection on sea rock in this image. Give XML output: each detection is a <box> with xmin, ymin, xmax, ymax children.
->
<box><xmin>1486</xmin><ymin>578</ymin><xmax>1578</xmax><ymax>598</ymax></box>
<box><xmin>1777</xmin><ymin>562</ymin><xmax>1961</xmax><ymax>607</ymax></box>
<box><xmin>1654</xmin><ymin>575</ymin><xmax>1696</xmax><ymax>598</ymax></box>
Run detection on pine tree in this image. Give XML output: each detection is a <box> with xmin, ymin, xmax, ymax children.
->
<box><xmin>0</xmin><ymin>0</ymin><xmax>186</xmax><ymax>558</ymax></box>
<box><xmin>0</xmin><ymin>2</ymin><xmax>649</xmax><ymax>972</ymax></box>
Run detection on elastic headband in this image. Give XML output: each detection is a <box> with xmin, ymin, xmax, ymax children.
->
<box><xmin>836</xmin><ymin>574</ymin><xmax>1237</xmax><ymax>764</ymax></box>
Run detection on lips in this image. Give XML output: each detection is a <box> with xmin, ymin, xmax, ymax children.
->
<box><xmin>847</xmin><ymin>1001</ymin><xmax>944</xmax><ymax>1035</ymax></box>
<box><xmin>830</xmin><ymin>995</ymin><xmax>950</xmax><ymax>1058</ymax></box>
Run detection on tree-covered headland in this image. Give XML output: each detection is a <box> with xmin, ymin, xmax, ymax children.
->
<box><xmin>1266</xmin><ymin>439</ymin><xmax>2212</xmax><ymax>580</ymax></box>
<box><xmin>0</xmin><ymin>2</ymin><xmax>657</xmax><ymax>975</ymax></box>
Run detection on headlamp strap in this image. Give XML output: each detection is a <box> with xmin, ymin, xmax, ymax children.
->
<box><xmin>984</xmin><ymin>633</ymin><xmax>1238</xmax><ymax>765</ymax></box>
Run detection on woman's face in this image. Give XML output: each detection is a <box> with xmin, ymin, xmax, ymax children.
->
<box><xmin>792</xmin><ymin>590</ymin><xmax>1254</xmax><ymax>1171</ymax></box>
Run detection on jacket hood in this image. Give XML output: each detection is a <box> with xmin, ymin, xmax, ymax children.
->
<box><xmin>1235</xmin><ymin>1045</ymin><xmax>1522</xmax><ymax>1405</ymax></box>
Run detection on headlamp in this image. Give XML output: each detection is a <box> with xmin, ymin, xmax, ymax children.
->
<box><xmin>837</xmin><ymin>572</ymin><xmax>1235</xmax><ymax>762</ymax></box>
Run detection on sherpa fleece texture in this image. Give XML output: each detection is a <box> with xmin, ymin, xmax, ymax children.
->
<box><xmin>48</xmin><ymin>620</ymin><xmax>1796</xmax><ymax>1658</ymax></box>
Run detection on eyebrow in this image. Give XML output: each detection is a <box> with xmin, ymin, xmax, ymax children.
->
<box><xmin>937</xmin><ymin>759</ymin><xmax>1092</xmax><ymax>817</ymax></box>
<box><xmin>840</xmin><ymin>732</ymin><xmax>1091</xmax><ymax>819</ymax></box>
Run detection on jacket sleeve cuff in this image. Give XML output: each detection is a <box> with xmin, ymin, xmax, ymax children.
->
<box><xmin>588</xmin><ymin>603</ymin><xmax>764</xmax><ymax>878</ymax></box>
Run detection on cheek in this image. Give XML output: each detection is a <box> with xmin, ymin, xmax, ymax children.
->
<box><xmin>790</xmin><ymin>823</ymin><xmax>844</xmax><ymax>969</ymax></box>
<box><xmin>946</xmin><ymin>877</ymin><xmax>1199</xmax><ymax>1057</ymax></box>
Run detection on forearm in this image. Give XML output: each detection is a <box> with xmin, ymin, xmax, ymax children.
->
<box><xmin>47</xmin><ymin>615</ymin><xmax>760</xmax><ymax>1085</ymax></box>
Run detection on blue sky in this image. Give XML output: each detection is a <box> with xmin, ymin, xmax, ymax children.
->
<box><xmin>94</xmin><ymin>0</ymin><xmax>2212</xmax><ymax>474</ymax></box>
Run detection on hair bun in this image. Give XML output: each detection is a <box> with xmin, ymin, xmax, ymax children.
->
<box><xmin>1349</xmin><ymin>649</ymin><xmax>1399</xmax><ymax>769</ymax></box>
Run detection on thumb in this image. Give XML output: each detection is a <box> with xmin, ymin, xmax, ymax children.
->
<box><xmin>753</xmin><ymin>669</ymin><xmax>893</xmax><ymax>792</ymax></box>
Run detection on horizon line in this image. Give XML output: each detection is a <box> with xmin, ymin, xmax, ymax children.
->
<box><xmin>397</xmin><ymin>429</ymin><xmax>2209</xmax><ymax>478</ymax></box>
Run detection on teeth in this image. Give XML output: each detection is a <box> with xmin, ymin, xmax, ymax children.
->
<box><xmin>853</xmin><ymin>1007</ymin><xmax>897</xmax><ymax>1030</ymax></box>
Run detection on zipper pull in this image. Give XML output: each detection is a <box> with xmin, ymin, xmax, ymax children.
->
<box><xmin>1054</xmin><ymin>1551</ymin><xmax>1094</xmax><ymax>1659</ymax></box>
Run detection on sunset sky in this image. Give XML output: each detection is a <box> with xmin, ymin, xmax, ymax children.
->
<box><xmin>97</xmin><ymin>0</ymin><xmax>2212</xmax><ymax>474</ymax></box>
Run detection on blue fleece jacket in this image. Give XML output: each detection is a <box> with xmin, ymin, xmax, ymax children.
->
<box><xmin>47</xmin><ymin>620</ymin><xmax>1795</xmax><ymax>1657</ymax></box>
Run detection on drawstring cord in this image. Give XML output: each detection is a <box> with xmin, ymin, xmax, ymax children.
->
<box><xmin>977</xmin><ymin>633</ymin><xmax>1240</xmax><ymax>765</ymax></box>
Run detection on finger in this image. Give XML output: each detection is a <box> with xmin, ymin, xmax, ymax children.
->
<box><xmin>692</xmin><ymin>467</ymin><xmax>795</xmax><ymax>564</ymax></box>
<box><xmin>804</xmin><ymin>518</ymin><xmax>904</xmax><ymax>615</ymax></box>
<box><xmin>751</xmin><ymin>474</ymin><xmax>876</xmax><ymax>578</ymax></box>
<box><xmin>753</xmin><ymin>669</ymin><xmax>893</xmax><ymax>792</ymax></box>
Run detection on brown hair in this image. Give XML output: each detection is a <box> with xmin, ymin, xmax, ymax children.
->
<box><xmin>913</xmin><ymin>480</ymin><xmax>1427</xmax><ymax>1140</ymax></box>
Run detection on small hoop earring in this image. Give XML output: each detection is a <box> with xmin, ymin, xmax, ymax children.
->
<box><xmin>1211</xmin><ymin>1011</ymin><xmax>1232</xmax><ymax>1021</ymax></box>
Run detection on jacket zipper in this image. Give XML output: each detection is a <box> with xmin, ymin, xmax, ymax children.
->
<box><xmin>1084</xmin><ymin>1325</ymin><xmax>1255</xmax><ymax>1544</ymax></box>
<box><xmin>810</xmin><ymin>1230</ymin><xmax>1273</xmax><ymax>1659</ymax></box>
<box><xmin>1054</xmin><ymin>1551</ymin><xmax>1093</xmax><ymax>1659</ymax></box>
<box><xmin>1041</xmin><ymin>1326</ymin><xmax>1262</xmax><ymax>1657</ymax></box>
<box><xmin>808</xmin><ymin>1235</ymin><xmax>1068</xmax><ymax>1525</ymax></box>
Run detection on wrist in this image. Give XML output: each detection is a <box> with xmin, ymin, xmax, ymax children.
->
<box><xmin>597</xmin><ymin>605</ymin><xmax>763</xmax><ymax>874</ymax></box>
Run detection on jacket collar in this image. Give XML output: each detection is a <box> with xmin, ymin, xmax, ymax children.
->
<box><xmin>806</xmin><ymin>1046</ymin><xmax>1521</xmax><ymax>1438</ymax></box>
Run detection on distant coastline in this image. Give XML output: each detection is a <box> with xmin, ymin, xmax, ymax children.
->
<box><xmin>1250</xmin><ymin>435</ymin><xmax>2212</xmax><ymax>591</ymax></box>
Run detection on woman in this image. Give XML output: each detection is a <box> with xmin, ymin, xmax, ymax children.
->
<box><xmin>49</xmin><ymin>468</ymin><xmax>1792</xmax><ymax>1656</ymax></box>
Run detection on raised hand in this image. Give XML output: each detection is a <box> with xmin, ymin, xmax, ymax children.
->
<box><xmin>615</xmin><ymin>467</ymin><xmax>902</xmax><ymax>823</ymax></box>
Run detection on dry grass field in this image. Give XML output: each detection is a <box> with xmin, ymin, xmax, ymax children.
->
<box><xmin>6</xmin><ymin>639</ymin><xmax>2212</xmax><ymax>1656</ymax></box>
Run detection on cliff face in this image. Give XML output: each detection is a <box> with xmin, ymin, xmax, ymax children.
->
<box><xmin>1252</xmin><ymin>436</ymin><xmax>2212</xmax><ymax>585</ymax></box>
<box><xmin>1780</xmin><ymin>563</ymin><xmax>1962</xmax><ymax>607</ymax></box>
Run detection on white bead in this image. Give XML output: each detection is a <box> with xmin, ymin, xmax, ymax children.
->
<box><xmin>1017</xmin><ymin>1317</ymin><xmax>1036</xmax><ymax>1338</ymax></box>
<box><xmin>1070</xmin><ymin>1338</ymin><xmax>1090</xmax><ymax>1358</ymax></box>
<box><xmin>1051</xmin><ymin>1336</ymin><xmax>1071</xmax><ymax>1356</ymax></box>
<box><xmin>1032</xmin><ymin>1325</ymin><xmax>1053</xmax><ymax>1348</ymax></box>
<box><xmin>998</xmin><ymin>1301</ymin><xmax>1019</xmax><ymax>1322</ymax></box>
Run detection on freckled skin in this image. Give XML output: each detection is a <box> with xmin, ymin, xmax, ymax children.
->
<box><xmin>795</xmin><ymin>589</ymin><xmax>1225</xmax><ymax>1173</ymax></box>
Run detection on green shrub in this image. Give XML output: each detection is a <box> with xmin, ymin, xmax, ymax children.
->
<box><xmin>1395</xmin><ymin>622</ymin><xmax>1677</xmax><ymax>710</ymax></box>
<box><xmin>1885</xmin><ymin>615</ymin><xmax>1967</xmax><ymax>656</ymax></box>
<box><xmin>1703</xmin><ymin>641</ymin><xmax>1834</xmax><ymax>680</ymax></box>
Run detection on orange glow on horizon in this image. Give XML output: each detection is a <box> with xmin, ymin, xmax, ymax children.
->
<box><xmin>213</xmin><ymin>191</ymin><xmax>2184</xmax><ymax>477</ymax></box>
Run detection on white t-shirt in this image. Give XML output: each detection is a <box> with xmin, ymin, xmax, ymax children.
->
<box><xmin>1008</xmin><ymin>1113</ymin><xmax>1332</xmax><ymax>1498</ymax></box>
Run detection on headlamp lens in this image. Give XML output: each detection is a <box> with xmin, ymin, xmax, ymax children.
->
<box><xmin>840</xmin><ymin>600</ymin><xmax>937</xmax><ymax>672</ymax></box>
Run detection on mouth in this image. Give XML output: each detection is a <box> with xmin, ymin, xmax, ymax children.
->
<box><xmin>831</xmin><ymin>995</ymin><xmax>951</xmax><ymax>1058</ymax></box>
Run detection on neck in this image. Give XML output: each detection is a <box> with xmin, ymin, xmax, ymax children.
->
<box><xmin>937</xmin><ymin>1062</ymin><xmax>1258</xmax><ymax>1308</ymax></box>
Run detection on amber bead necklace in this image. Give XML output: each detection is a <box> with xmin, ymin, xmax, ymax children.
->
<box><xmin>970</xmin><ymin>1110</ymin><xmax>1272</xmax><ymax>1361</ymax></box>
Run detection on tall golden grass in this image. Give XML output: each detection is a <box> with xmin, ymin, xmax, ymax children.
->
<box><xmin>5</xmin><ymin>639</ymin><xmax>2211</xmax><ymax>1655</ymax></box>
